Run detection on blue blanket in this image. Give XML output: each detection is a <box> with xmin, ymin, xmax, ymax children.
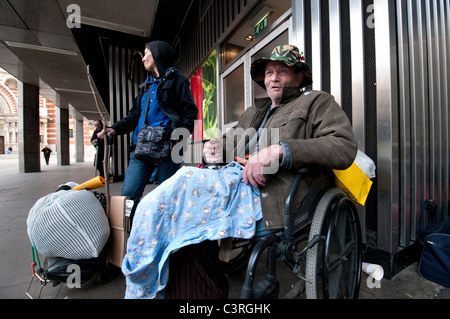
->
<box><xmin>122</xmin><ymin>162</ymin><xmax>262</xmax><ymax>298</ymax></box>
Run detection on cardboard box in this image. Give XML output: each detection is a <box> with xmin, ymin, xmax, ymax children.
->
<box><xmin>108</xmin><ymin>196</ymin><xmax>130</xmax><ymax>268</ymax></box>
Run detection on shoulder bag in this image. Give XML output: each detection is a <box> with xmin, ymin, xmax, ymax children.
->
<box><xmin>134</xmin><ymin>85</ymin><xmax>172</xmax><ymax>163</ymax></box>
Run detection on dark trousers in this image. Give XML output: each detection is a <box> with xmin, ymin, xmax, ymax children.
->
<box><xmin>95</xmin><ymin>155</ymin><xmax>105</xmax><ymax>177</ymax></box>
<box><xmin>165</xmin><ymin>241</ymin><xmax>229</xmax><ymax>299</ymax></box>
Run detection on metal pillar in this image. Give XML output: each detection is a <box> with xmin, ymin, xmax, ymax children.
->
<box><xmin>17</xmin><ymin>82</ymin><xmax>40</xmax><ymax>173</ymax></box>
<box><xmin>56</xmin><ymin>107</ymin><xmax>70</xmax><ymax>166</ymax></box>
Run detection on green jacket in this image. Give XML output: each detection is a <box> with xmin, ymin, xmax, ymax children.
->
<box><xmin>223</xmin><ymin>87</ymin><xmax>358</xmax><ymax>230</ymax></box>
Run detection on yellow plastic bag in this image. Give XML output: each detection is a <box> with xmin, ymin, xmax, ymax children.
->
<box><xmin>333</xmin><ymin>151</ymin><xmax>374</xmax><ymax>206</ymax></box>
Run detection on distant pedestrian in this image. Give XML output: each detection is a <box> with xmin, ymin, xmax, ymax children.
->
<box><xmin>91</xmin><ymin>120</ymin><xmax>105</xmax><ymax>178</ymax></box>
<box><xmin>41</xmin><ymin>146</ymin><xmax>52</xmax><ymax>165</ymax></box>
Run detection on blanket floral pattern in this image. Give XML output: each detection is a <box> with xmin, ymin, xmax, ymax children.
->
<box><xmin>122</xmin><ymin>162</ymin><xmax>262</xmax><ymax>298</ymax></box>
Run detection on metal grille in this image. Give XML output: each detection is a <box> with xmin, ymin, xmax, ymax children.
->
<box><xmin>362</xmin><ymin>0</ymin><xmax>378</xmax><ymax>237</ymax></box>
<box><xmin>374</xmin><ymin>0</ymin><xmax>450</xmax><ymax>252</ymax></box>
<box><xmin>108</xmin><ymin>45</ymin><xmax>146</xmax><ymax>180</ymax></box>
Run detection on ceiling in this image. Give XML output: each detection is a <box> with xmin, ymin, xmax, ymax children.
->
<box><xmin>0</xmin><ymin>0</ymin><xmax>192</xmax><ymax>121</ymax></box>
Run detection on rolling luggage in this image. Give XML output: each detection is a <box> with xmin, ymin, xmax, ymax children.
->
<box><xmin>26</xmin><ymin>66</ymin><xmax>132</xmax><ymax>298</ymax></box>
<box><xmin>26</xmin><ymin>135</ymin><xmax>132</xmax><ymax>298</ymax></box>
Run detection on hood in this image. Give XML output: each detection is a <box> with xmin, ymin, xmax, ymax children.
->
<box><xmin>145</xmin><ymin>41</ymin><xmax>177</xmax><ymax>77</ymax></box>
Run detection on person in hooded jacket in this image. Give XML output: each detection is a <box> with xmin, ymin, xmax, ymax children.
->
<box><xmin>98</xmin><ymin>41</ymin><xmax>198</xmax><ymax>216</ymax></box>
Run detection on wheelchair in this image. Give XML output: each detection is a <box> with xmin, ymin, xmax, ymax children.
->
<box><xmin>214</xmin><ymin>167</ymin><xmax>362</xmax><ymax>299</ymax></box>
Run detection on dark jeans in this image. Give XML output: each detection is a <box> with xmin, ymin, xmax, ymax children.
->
<box><xmin>121</xmin><ymin>151</ymin><xmax>180</xmax><ymax>221</ymax></box>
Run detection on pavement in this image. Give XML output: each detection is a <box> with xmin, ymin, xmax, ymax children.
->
<box><xmin>0</xmin><ymin>153</ymin><xmax>448</xmax><ymax>303</ymax></box>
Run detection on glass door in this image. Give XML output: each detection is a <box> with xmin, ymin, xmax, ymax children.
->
<box><xmin>219</xmin><ymin>17</ymin><xmax>291</xmax><ymax>132</ymax></box>
<box><xmin>221</xmin><ymin>56</ymin><xmax>247</xmax><ymax>133</ymax></box>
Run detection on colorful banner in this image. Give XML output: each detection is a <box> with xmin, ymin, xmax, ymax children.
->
<box><xmin>190</xmin><ymin>67</ymin><xmax>203</xmax><ymax>141</ymax></box>
<box><xmin>190</xmin><ymin>50</ymin><xmax>217</xmax><ymax>141</ymax></box>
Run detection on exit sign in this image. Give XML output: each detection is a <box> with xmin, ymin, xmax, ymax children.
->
<box><xmin>255</xmin><ymin>15</ymin><xmax>269</xmax><ymax>38</ymax></box>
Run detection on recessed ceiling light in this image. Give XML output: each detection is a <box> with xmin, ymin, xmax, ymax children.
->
<box><xmin>246</xmin><ymin>35</ymin><xmax>256</xmax><ymax>41</ymax></box>
<box><xmin>4</xmin><ymin>41</ymin><xmax>78</xmax><ymax>56</ymax></box>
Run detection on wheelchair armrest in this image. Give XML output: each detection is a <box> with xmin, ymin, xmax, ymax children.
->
<box><xmin>296</xmin><ymin>168</ymin><xmax>310</xmax><ymax>175</ymax></box>
<box><xmin>284</xmin><ymin>168</ymin><xmax>310</xmax><ymax>216</ymax></box>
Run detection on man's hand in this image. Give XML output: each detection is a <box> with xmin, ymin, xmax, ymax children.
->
<box><xmin>243</xmin><ymin>145</ymin><xmax>283</xmax><ymax>188</ymax></box>
<box><xmin>203</xmin><ymin>138</ymin><xmax>223</xmax><ymax>164</ymax></box>
<box><xmin>97</xmin><ymin>128</ymin><xmax>116</xmax><ymax>139</ymax></box>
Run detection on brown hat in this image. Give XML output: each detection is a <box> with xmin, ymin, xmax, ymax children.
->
<box><xmin>251</xmin><ymin>45</ymin><xmax>312</xmax><ymax>89</ymax></box>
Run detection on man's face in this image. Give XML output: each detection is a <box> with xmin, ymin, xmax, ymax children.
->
<box><xmin>142</xmin><ymin>48</ymin><xmax>157</xmax><ymax>73</ymax></box>
<box><xmin>264</xmin><ymin>61</ymin><xmax>302</xmax><ymax>106</ymax></box>
<box><xmin>94</xmin><ymin>121</ymin><xmax>102</xmax><ymax>130</ymax></box>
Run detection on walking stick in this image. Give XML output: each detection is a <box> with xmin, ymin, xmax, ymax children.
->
<box><xmin>87</xmin><ymin>65</ymin><xmax>110</xmax><ymax>218</ymax></box>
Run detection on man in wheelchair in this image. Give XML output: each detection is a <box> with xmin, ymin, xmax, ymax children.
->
<box><xmin>121</xmin><ymin>45</ymin><xmax>358</xmax><ymax>299</ymax></box>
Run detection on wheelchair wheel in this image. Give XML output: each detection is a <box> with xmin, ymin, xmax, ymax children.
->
<box><xmin>305</xmin><ymin>188</ymin><xmax>362</xmax><ymax>299</ymax></box>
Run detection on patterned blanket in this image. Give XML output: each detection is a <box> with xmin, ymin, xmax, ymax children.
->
<box><xmin>122</xmin><ymin>162</ymin><xmax>262</xmax><ymax>298</ymax></box>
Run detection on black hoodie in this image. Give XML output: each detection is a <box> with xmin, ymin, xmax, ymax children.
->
<box><xmin>145</xmin><ymin>41</ymin><xmax>177</xmax><ymax>77</ymax></box>
<box><xmin>111</xmin><ymin>41</ymin><xmax>198</xmax><ymax>139</ymax></box>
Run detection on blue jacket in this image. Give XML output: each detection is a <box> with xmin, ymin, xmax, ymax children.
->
<box><xmin>111</xmin><ymin>40</ymin><xmax>198</xmax><ymax>143</ymax></box>
<box><xmin>111</xmin><ymin>67</ymin><xmax>198</xmax><ymax>143</ymax></box>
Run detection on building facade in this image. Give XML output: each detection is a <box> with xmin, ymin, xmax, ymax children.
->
<box><xmin>0</xmin><ymin>69</ymin><xmax>97</xmax><ymax>157</ymax></box>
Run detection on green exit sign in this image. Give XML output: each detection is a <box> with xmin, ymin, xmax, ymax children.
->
<box><xmin>255</xmin><ymin>15</ymin><xmax>269</xmax><ymax>38</ymax></box>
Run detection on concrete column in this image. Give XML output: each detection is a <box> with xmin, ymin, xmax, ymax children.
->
<box><xmin>17</xmin><ymin>82</ymin><xmax>40</xmax><ymax>173</ymax></box>
<box><xmin>56</xmin><ymin>107</ymin><xmax>70</xmax><ymax>166</ymax></box>
<box><xmin>75</xmin><ymin>118</ymin><xmax>84</xmax><ymax>162</ymax></box>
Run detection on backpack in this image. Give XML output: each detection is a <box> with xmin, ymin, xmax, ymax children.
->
<box><xmin>418</xmin><ymin>199</ymin><xmax>450</xmax><ymax>288</ymax></box>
